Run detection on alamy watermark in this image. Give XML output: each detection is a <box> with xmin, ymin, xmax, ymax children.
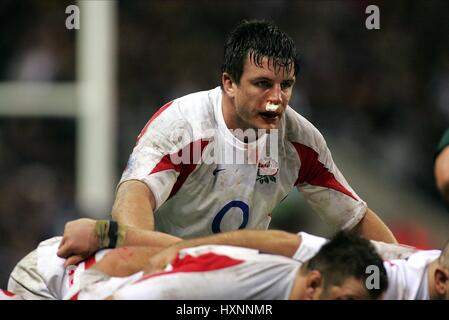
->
<box><xmin>365</xmin><ymin>5</ymin><xmax>380</xmax><ymax>30</ymax></box>
<box><xmin>65</xmin><ymin>5</ymin><xmax>80</xmax><ymax>30</ymax></box>
<box><xmin>65</xmin><ymin>4</ymin><xmax>379</xmax><ymax>31</ymax></box>
<box><xmin>365</xmin><ymin>265</ymin><xmax>381</xmax><ymax>290</ymax></box>
<box><xmin>130</xmin><ymin>128</ymin><xmax>279</xmax><ymax>167</ymax></box>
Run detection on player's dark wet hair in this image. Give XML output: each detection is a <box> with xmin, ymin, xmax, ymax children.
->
<box><xmin>222</xmin><ymin>20</ymin><xmax>300</xmax><ymax>84</ymax></box>
<box><xmin>301</xmin><ymin>231</ymin><xmax>388</xmax><ymax>300</ymax></box>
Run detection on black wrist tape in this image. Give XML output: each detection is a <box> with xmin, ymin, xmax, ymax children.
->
<box><xmin>107</xmin><ymin>220</ymin><xmax>119</xmax><ymax>248</ymax></box>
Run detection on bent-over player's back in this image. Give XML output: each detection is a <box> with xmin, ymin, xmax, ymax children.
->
<box><xmin>111</xmin><ymin>245</ymin><xmax>301</xmax><ymax>300</ymax></box>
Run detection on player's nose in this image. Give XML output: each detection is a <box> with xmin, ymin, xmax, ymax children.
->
<box><xmin>267</xmin><ymin>84</ymin><xmax>282</xmax><ymax>105</ymax></box>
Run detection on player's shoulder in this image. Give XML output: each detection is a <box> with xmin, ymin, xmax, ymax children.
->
<box><xmin>407</xmin><ymin>249</ymin><xmax>441</xmax><ymax>266</ymax></box>
<box><xmin>36</xmin><ymin>236</ymin><xmax>65</xmax><ymax>275</ymax></box>
<box><xmin>385</xmin><ymin>249</ymin><xmax>441</xmax><ymax>274</ymax></box>
<box><xmin>161</xmin><ymin>87</ymin><xmax>219</xmax><ymax>122</ymax></box>
<box><xmin>37</xmin><ymin>236</ymin><xmax>63</xmax><ymax>249</ymax></box>
<box><xmin>35</xmin><ymin>236</ymin><xmax>63</xmax><ymax>261</ymax></box>
<box><xmin>145</xmin><ymin>87</ymin><xmax>219</xmax><ymax>133</ymax></box>
<box><xmin>175</xmin><ymin>86</ymin><xmax>220</xmax><ymax>107</ymax></box>
<box><xmin>383</xmin><ymin>249</ymin><xmax>440</xmax><ymax>300</ymax></box>
<box><xmin>284</xmin><ymin>106</ymin><xmax>327</xmax><ymax>150</ymax></box>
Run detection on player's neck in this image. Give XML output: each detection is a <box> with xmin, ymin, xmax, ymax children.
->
<box><xmin>221</xmin><ymin>93</ymin><xmax>243</xmax><ymax>130</ymax></box>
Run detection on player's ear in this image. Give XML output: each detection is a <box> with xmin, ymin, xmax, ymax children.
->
<box><xmin>304</xmin><ymin>270</ymin><xmax>323</xmax><ymax>300</ymax></box>
<box><xmin>222</xmin><ymin>73</ymin><xmax>237</xmax><ymax>98</ymax></box>
<box><xmin>434</xmin><ymin>267</ymin><xmax>449</xmax><ymax>296</ymax></box>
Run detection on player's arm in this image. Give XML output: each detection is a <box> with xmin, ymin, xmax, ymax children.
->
<box><xmin>292</xmin><ymin>121</ymin><xmax>397</xmax><ymax>244</ymax></box>
<box><xmin>173</xmin><ymin>229</ymin><xmax>301</xmax><ymax>256</ymax></box>
<box><xmin>352</xmin><ymin>207</ymin><xmax>397</xmax><ymax>244</ymax></box>
<box><xmin>91</xmin><ymin>246</ymin><xmax>165</xmax><ymax>277</ymax></box>
<box><xmin>143</xmin><ymin>229</ymin><xmax>302</xmax><ymax>274</ymax></box>
<box><xmin>57</xmin><ymin>218</ymin><xmax>181</xmax><ymax>267</ymax></box>
<box><xmin>56</xmin><ymin>181</ymin><xmax>169</xmax><ymax>267</ymax></box>
<box><xmin>72</xmin><ymin>229</ymin><xmax>302</xmax><ymax>278</ymax></box>
<box><xmin>58</xmin><ymin>109</ymin><xmax>182</xmax><ymax>265</ymax></box>
<box><xmin>111</xmin><ymin>180</ymin><xmax>156</xmax><ymax>230</ymax></box>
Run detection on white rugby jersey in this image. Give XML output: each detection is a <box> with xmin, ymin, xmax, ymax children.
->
<box><xmin>120</xmin><ymin>87</ymin><xmax>367</xmax><ymax>238</ymax></box>
<box><xmin>383</xmin><ymin>250</ymin><xmax>441</xmax><ymax>300</ymax></box>
<box><xmin>7</xmin><ymin>237</ymin><xmax>110</xmax><ymax>300</ymax></box>
<box><xmin>70</xmin><ymin>245</ymin><xmax>301</xmax><ymax>300</ymax></box>
<box><xmin>292</xmin><ymin>232</ymin><xmax>419</xmax><ymax>263</ymax></box>
<box><xmin>292</xmin><ymin>232</ymin><xmax>328</xmax><ymax>263</ymax></box>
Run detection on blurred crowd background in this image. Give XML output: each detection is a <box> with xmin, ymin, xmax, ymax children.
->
<box><xmin>0</xmin><ymin>0</ymin><xmax>448</xmax><ymax>287</ymax></box>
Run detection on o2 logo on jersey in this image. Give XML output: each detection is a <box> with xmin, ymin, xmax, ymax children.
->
<box><xmin>212</xmin><ymin>200</ymin><xmax>249</xmax><ymax>233</ymax></box>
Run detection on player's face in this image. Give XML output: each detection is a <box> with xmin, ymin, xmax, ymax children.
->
<box><xmin>224</xmin><ymin>54</ymin><xmax>295</xmax><ymax>131</ymax></box>
<box><xmin>319</xmin><ymin>277</ymin><xmax>372</xmax><ymax>300</ymax></box>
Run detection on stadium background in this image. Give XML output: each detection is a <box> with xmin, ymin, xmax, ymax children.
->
<box><xmin>0</xmin><ymin>0</ymin><xmax>448</xmax><ymax>288</ymax></box>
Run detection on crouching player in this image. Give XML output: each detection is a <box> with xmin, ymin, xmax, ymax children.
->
<box><xmin>7</xmin><ymin>229</ymin><xmax>387</xmax><ymax>300</ymax></box>
<box><xmin>63</xmin><ymin>227</ymin><xmax>448</xmax><ymax>300</ymax></box>
<box><xmin>66</xmin><ymin>232</ymin><xmax>387</xmax><ymax>300</ymax></box>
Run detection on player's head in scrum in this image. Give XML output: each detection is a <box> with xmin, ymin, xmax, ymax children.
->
<box><xmin>292</xmin><ymin>232</ymin><xmax>388</xmax><ymax>300</ymax></box>
<box><xmin>221</xmin><ymin>20</ymin><xmax>299</xmax><ymax>131</ymax></box>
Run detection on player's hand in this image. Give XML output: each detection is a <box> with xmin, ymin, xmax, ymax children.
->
<box><xmin>143</xmin><ymin>246</ymin><xmax>179</xmax><ymax>275</ymax></box>
<box><xmin>57</xmin><ymin>218</ymin><xmax>100</xmax><ymax>268</ymax></box>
